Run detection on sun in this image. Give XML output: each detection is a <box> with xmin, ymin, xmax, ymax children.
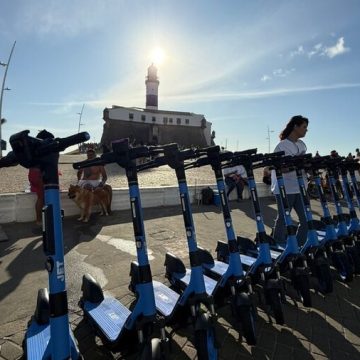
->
<box><xmin>150</xmin><ymin>47</ymin><xmax>166</xmax><ymax>65</ymax></box>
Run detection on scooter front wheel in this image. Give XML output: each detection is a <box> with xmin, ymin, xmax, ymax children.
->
<box><xmin>194</xmin><ymin>313</ymin><xmax>218</xmax><ymax>360</ymax></box>
<box><xmin>295</xmin><ymin>274</ymin><xmax>312</xmax><ymax>307</ymax></box>
<box><xmin>139</xmin><ymin>338</ymin><xmax>167</xmax><ymax>360</ymax></box>
<box><xmin>235</xmin><ymin>303</ymin><xmax>257</xmax><ymax>345</ymax></box>
<box><xmin>315</xmin><ymin>261</ymin><xmax>333</xmax><ymax>294</ymax></box>
<box><xmin>266</xmin><ymin>288</ymin><xmax>284</xmax><ymax>325</ymax></box>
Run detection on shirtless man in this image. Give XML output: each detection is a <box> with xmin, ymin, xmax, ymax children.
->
<box><xmin>77</xmin><ymin>148</ymin><xmax>107</xmax><ymax>189</ymax></box>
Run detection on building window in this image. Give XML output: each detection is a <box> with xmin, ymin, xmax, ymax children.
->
<box><xmin>185</xmin><ymin>119</ymin><xmax>189</xmax><ymax>124</ymax></box>
<box><xmin>163</xmin><ymin>117</ymin><xmax>168</xmax><ymax>124</ymax></box>
<box><xmin>152</xmin><ymin>116</ymin><xmax>156</xmax><ymax>122</ymax></box>
<box><xmin>177</xmin><ymin>118</ymin><xmax>181</xmax><ymax>125</ymax></box>
<box><xmin>141</xmin><ymin>114</ymin><xmax>146</xmax><ymax>121</ymax></box>
<box><xmin>169</xmin><ymin>118</ymin><xmax>173</xmax><ymax>124</ymax></box>
<box><xmin>129</xmin><ymin>113</ymin><xmax>134</xmax><ymax>120</ymax></box>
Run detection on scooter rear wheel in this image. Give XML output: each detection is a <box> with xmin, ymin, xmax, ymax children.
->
<box><xmin>331</xmin><ymin>251</ymin><xmax>354</xmax><ymax>282</ymax></box>
<box><xmin>194</xmin><ymin>314</ymin><xmax>218</xmax><ymax>360</ymax></box>
<box><xmin>315</xmin><ymin>262</ymin><xmax>333</xmax><ymax>294</ymax></box>
<box><xmin>346</xmin><ymin>246</ymin><xmax>360</xmax><ymax>274</ymax></box>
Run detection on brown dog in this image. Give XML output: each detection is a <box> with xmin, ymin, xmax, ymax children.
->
<box><xmin>68</xmin><ymin>184</ymin><xmax>112</xmax><ymax>222</ymax></box>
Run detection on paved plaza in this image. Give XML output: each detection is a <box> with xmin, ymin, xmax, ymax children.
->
<box><xmin>0</xmin><ymin>197</ymin><xmax>359</xmax><ymax>359</ymax></box>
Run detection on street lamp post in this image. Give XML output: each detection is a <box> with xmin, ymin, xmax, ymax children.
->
<box><xmin>0</xmin><ymin>41</ymin><xmax>16</xmax><ymax>158</ymax></box>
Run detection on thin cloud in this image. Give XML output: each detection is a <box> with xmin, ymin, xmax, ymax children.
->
<box><xmin>18</xmin><ymin>0</ymin><xmax>106</xmax><ymax>37</ymax></box>
<box><xmin>290</xmin><ymin>37</ymin><xmax>350</xmax><ymax>59</ymax></box>
<box><xmin>261</xmin><ymin>68</ymin><xmax>295</xmax><ymax>82</ymax></box>
<box><xmin>290</xmin><ymin>45</ymin><xmax>304</xmax><ymax>57</ymax></box>
<box><xmin>324</xmin><ymin>37</ymin><xmax>350</xmax><ymax>58</ymax></box>
<box><xmin>308</xmin><ymin>43</ymin><xmax>323</xmax><ymax>58</ymax></box>
<box><xmin>162</xmin><ymin>82</ymin><xmax>360</xmax><ymax>103</ymax></box>
<box><xmin>308</xmin><ymin>37</ymin><xmax>350</xmax><ymax>58</ymax></box>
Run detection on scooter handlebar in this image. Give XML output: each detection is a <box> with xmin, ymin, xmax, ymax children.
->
<box><xmin>0</xmin><ymin>151</ymin><xmax>18</xmax><ymax>168</ymax></box>
<box><xmin>233</xmin><ymin>148</ymin><xmax>257</xmax><ymax>157</ymax></box>
<box><xmin>73</xmin><ymin>155</ymin><xmax>110</xmax><ymax>170</ymax></box>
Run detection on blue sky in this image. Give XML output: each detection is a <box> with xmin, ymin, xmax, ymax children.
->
<box><xmin>0</xmin><ymin>0</ymin><xmax>359</xmax><ymax>156</ymax></box>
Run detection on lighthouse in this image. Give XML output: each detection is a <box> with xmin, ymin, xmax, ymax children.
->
<box><xmin>145</xmin><ymin>63</ymin><xmax>159</xmax><ymax>110</ymax></box>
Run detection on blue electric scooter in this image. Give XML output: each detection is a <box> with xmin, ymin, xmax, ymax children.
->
<box><xmin>347</xmin><ymin>160</ymin><xmax>360</xmax><ymax>212</ymax></box>
<box><xmin>284</xmin><ymin>154</ymin><xmax>333</xmax><ymax>293</ymax></box>
<box><xmin>188</xmin><ymin>147</ymin><xmax>285</xmax><ymax>326</ymax></box>
<box><xmin>307</xmin><ymin>156</ymin><xmax>354</xmax><ymax>282</ymax></box>
<box><xmin>4</xmin><ymin>130</ymin><xmax>88</xmax><ymax>360</ymax></box>
<box><xmin>338</xmin><ymin>158</ymin><xmax>360</xmax><ymax>239</ymax></box>
<box><xmin>261</xmin><ymin>154</ymin><xmax>312</xmax><ymax>306</ymax></box>
<box><xmin>184</xmin><ymin>146</ymin><xmax>259</xmax><ymax>342</ymax></box>
<box><xmin>324</xmin><ymin>157</ymin><xmax>360</xmax><ymax>274</ymax></box>
<box><xmin>73</xmin><ymin>139</ymin><xmax>168</xmax><ymax>358</ymax></box>
<box><xmin>133</xmin><ymin>143</ymin><xmax>219</xmax><ymax>358</ymax></box>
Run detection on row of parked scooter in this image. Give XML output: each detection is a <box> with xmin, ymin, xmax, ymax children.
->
<box><xmin>1</xmin><ymin>129</ymin><xmax>359</xmax><ymax>360</ymax></box>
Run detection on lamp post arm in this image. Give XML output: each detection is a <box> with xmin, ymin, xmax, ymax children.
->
<box><xmin>0</xmin><ymin>41</ymin><xmax>16</xmax><ymax>158</ymax></box>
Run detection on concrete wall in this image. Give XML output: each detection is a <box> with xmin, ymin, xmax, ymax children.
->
<box><xmin>0</xmin><ymin>183</ymin><xmax>272</xmax><ymax>224</ymax></box>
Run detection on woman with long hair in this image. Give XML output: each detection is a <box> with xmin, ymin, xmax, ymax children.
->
<box><xmin>271</xmin><ymin>115</ymin><xmax>309</xmax><ymax>246</ymax></box>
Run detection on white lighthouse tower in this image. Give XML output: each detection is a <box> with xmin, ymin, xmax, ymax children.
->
<box><xmin>145</xmin><ymin>63</ymin><xmax>159</xmax><ymax>110</ymax></box>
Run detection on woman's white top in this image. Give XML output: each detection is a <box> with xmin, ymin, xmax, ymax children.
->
<box><xmin>271</xmin><ymin>138</ymin><xmax>307</xmax><ymax>195</ymax></box>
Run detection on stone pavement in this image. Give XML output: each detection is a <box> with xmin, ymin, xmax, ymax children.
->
<box><xmin>0</xmin><ymin>197</ymin><xmax>359</xmax><ymax>359</ymax></box>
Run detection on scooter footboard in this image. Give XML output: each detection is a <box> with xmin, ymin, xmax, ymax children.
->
<box><xmin>164</xmin><ymin>253</ymin><xmax>186</xmax><ymax>274</ymax></box>
<box><xmin>34</xmin><ymin>288</ymin><xmax>50</xmax><ymax>325</ymax></box>
<box><xmin>197</xmin><ymin>246</ymin><xmax>215</xmax><ymax>266</ymax></box>
<box><xmin>237</xmin><ymin>236</ymin><xmax>258</xmax><ymax>252</ymax></box>
<box><xmin>215</xmin><ymin>241</ymin><xmax>229</xmax><ymax>262</ymax></box>
<box><xmin>81</xmin><ymin>273</ymin><xmax>104</xmax><ymax>304</ymax></box>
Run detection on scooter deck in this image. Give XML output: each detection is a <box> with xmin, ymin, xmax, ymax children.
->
<box><xmin>26</xmin><ymin>322</ymin><xmax>50</xmax><ymax>360</ymax></box>
<box><xmin>153</xmin><ymin>280</ymin><xmax>180</xmax><ymax>317</ymax></box>
<box><xmin>84</xmin><ymin>297</ymin><xmax>131</xmax><ymax>342</ymax></box>
<box><xmin>240</xmin><ymin>254</ymin><xmax>258</xmax><ymax>267</ymax></box>
<box><xmin>26</xmin><ymin>322</ymin><xmax>79</xmax><ymax>359</ymax></box>
<box><xmin>269</xmin><ymin>249</ymin><xmax>282</xmax><ymax>260</ymax></box>
<box><xmin>203</xmin><ymin>259</ymin><xmax>229</xmax><ymax>276</ymax></box>
<box><xmin>173</xmin><ymin>269</ymin><xmax>217</xmax><ymax>296</ymax></box>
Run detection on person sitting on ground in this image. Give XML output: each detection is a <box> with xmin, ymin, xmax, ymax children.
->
<box><xmin>77</xmin><ymin>148</ymin><xmax>108</xmax><ymax>189</ymax></box>
<box><xmin>223</xmin><ymin>164</ymin><xmax>248</xmax><ymax>201</ymax></box>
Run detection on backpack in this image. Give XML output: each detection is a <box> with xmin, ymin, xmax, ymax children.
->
<box><xmin>201</xmin><ymin>187</ymin><xmax>214</xmax><ymax>205</ymax></box>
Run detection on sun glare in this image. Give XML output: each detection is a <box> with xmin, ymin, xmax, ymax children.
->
<box><xmin>150</xmin><ymin>47</ymin><xmax>166</xmax><ymax>65</ymax></box>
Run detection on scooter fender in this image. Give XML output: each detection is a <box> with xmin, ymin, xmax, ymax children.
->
<box><xmin>314</xmin><ymin>255</ymin><xmax>328</xmax><ymax>267</ymax></box>
<box><xmin>264</xmin><ymin>278</ymin><xmax>283</xmax><ymax>291</ymax></box>
<box><xmin>194</xmin><ymin>311</ymin><xmax>213</xmax><ymax>331</ymax></box>
<box><xmin>292</xmin><ymin>266</ymin><xmax>310</xmax><ymax>277</ymax></box>
<box><xmin>233</xmin><ymin>291</ymin><xmax>252</xmax><ymax>307</ymax></box>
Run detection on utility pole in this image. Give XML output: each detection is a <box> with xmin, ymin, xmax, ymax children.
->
<box><xmin>77</xmin><ymin>104</ymin><xmax>85</xmax><ymax>152</ymax></box>
<box><xmin>266</xmin><ymin>125</ymin><xmax>274</xmax><ymax>153</ymax></box>
<box><xmin>0</xmin><ymin>41</ymin><xmax>16</xmax><ymax>158</ymax></box>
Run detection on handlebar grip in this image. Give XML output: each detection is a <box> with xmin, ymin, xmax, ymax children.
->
<box><xmin>38</xmin><ymin>132</ymin><xmax>90</xmax><ymax>155</ymax></box>
<box><xmin>57</xmin><ymin>132</ymin><xmax>90</xmax><ymax>151</ymax></box>
<box><xmin>148</xmin><ymin>143</ymin><xmax>178</xmax><ymax>154</ymax></box>
<box><xmin>0</xmin><ymin>151</ymin><xmax>18</xmax><ymax>168</ymax></box>
<box><xmin>180</xmin><ymin>148</ymin><xmax>198</xmax><ymax>161</ymax></box>
<box><xmin>197</xmin><ymin>145</ymin><xmax>221</xmax><ymax>155</ymax></box>
<box><xmin>233</xmin><ymin>148</ymin><xmax>257</xmax><ymax>157</ymax></box>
